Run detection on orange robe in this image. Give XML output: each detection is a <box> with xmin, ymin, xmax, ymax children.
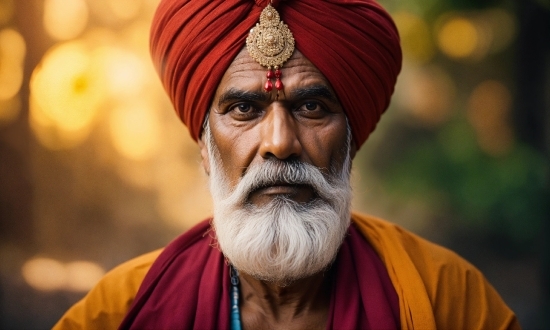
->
<box><xmin>54</xmin><ymin>213</ymin><xmax>520</xmax><ymax>329</ymax></box>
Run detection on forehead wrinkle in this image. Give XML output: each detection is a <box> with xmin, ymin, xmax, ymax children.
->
<box><xmin>228</xmin><ymin>47</ymin><xmax>321</xmax><ymax>73</ymax></box>
<box><xmin>283</xmin><ymin>57</ymin><xmax>317</xmax><ymax>70</ymax></box>
<box><xmin>224</xmin><ymin>64</ymin><xmax>264</xmax><ymax>79</ymax></box>
<box><xmin>225</xmin><ymin>50</ymin><xmax>263</xmax><ymax>74</ymax></box>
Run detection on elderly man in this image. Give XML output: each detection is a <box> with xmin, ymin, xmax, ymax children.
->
<box><xmin>55</xmin><ymin>0</ymin><xmax>520</xmax><ymax>329</ymax></box>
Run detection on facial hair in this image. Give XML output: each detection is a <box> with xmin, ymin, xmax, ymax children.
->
<box><xmin>204</xmin><ymin>123</ymin><xmax>353</xmax><ymax>285</ymax></box>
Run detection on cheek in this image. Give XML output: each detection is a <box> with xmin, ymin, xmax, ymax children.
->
<box><xmin>211</xmin><ymin>122</ymin><xmax>259</xmax><ymax>185</ymax></box>
<box><xmin>302</xmin><ymin>121</ymin><xmax>349</xmax><ymax>169</ymax></box>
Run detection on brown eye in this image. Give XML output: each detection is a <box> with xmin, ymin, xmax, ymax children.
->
<box><xmin>304</xmin><ymin>102</ymin><xmax>319</xmax><ymax>111</ymax></box>
<box><xmin>235</xmin><ymin>103</ymin><xmax>251</xmax><ymax>113</ymax></box>
<box><xmin>227</xmin><ymin>103</ymin><xmax>260</xmax><ymax>121</ymax></box>
<box><xmin>295</xmin><ymin>101</ymin><xmax>328</xmax><ymax>120</ymax></box>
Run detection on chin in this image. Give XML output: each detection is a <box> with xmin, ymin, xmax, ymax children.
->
<box><xmin>214</xmin><ymin>196</ymin><xmax>351</xmax><ymax>283</ymax></box>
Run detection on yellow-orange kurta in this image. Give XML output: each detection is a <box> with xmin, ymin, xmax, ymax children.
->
<box><xmin>54</xmin><ymin>213</ymin><xmax>520</xmax><ymax>329</ymax></box>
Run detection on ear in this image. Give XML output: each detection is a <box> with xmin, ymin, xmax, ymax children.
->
<box><xmin>350</xmin><ymin>139</ymin><xmax>358</xmax><ymax>160</ymax></box>
<box><xmin>197</xmin><ymin>136</ymin><xmax>210</xmax><ymax>175</ymax></box>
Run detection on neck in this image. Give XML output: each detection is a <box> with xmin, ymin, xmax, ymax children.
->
<box><xmin>237</xmin><ymin>268</ymin><xmax>333</xmax><ymax>329</ymax></box>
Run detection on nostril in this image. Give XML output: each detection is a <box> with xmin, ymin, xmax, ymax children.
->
<box><xmin>259</xmin><ymin>136</ymin><xmax>302</xmax><ymax>160</ymax></box>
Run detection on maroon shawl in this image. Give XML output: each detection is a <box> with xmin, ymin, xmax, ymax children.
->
<box><xmin>119</xmin><ymin>220</ymin><xmax>399</xmax><ymax>329</ymax></box>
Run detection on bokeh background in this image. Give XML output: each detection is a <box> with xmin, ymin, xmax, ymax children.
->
<box><xmin>0</xmin><ymin>0</ymin><xmax>548</xmax><ymax>328</ymax></box>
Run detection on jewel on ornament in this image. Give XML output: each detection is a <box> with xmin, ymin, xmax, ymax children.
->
<box><xmin>265</xmin><ymin>79</ymin><xmax>273</xmax><ymax>92</ymax></box>
<box><xmin>275</xmin><ymin>79</ymin><xmax>283</xmax><ymax>90</ymax></box>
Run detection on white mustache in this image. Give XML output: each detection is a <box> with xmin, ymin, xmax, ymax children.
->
<box><xmin>222</xmin><ymin>159</ymin><xmax>339</xmax><ymax>208</ymax></box>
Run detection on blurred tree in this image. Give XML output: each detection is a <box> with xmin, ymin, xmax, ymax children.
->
<box><xmin>381</xmin><ymin>120</ymin><xmax>546</xmax><ymax>254</ymax></box>
<box><xmin>515</xmin><ymin>0</ymin><xmax>550</xmax><ymax>325</ymax></box>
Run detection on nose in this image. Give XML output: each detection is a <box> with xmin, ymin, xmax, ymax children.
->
<box><xmin>258</xmin><ymin>105</ymin><xmax>302</xmax><ymax>160</ymax></box>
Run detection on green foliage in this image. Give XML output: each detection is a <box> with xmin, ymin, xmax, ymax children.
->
<box><xmin>382</xmin><ymin>119</ymin><xmax>547</xmax><ymax>252</ymax></box>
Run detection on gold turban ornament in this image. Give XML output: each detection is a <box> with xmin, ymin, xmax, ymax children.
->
<box><xmin>246</xmin><ymin>3</ymin><xmax>295</xmax><ymax>94</ymax></box>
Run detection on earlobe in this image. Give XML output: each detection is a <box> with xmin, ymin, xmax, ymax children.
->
<box><xmin>197</xmin><ymin>137</ymin><xmax>211</xmax><ymax>175</ymax></box>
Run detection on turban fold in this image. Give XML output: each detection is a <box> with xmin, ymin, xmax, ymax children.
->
<box><xmin>150</xmin><ymin>0</ymin><xmax>401</xmax><ymax>149</ymax></box>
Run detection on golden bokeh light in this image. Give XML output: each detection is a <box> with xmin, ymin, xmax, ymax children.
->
<box><xmin>30</xmin><ymin>41</ymin><xmax>106</xmax><ymax>150</ymax></box>
<box><xmin>436</xmin><ymin>9</ymin><xmax>517</xmax><ymax>61</ymax></box>
<box><xmin>107</xmin><ymin>0</ymin><xmax>143</xmax><ymax>21</ymax></box>
<box><xmin>88</xmin><ymin>0</ymin><xmax>144</xmax><ymax>25</ymax></box>
<box><xmin>22</xmin><ymin>258</ymin><xmax>105</xmax><ymax>292</ymax></box>
<box><xmin>65</xmin><ymin>261</ymin><xmax>106</xmax><ymax>292</ymax></box>
<box><xmin>0</xmin><ymin>28</ymin><xmax>25</xmax><ymax>62</ymax></box>
<box><xmin>122</xmin><ymin>21</ymin><xmax>155</xmax><ymax>53</ymax></box>
<box><xmin>0</xmin><ymin>64</ymin><xmax>23</xmax><ymax>101</ymax></box>
<box><xmin>393</xmin><ymin>11</ymin><xmax>435</xmax><ymax>64</ymax></box>
<box><xmin>395</xmin><ymin>64</ymin><xmax>456</xmax><ymax>126</ymax></box>
<box><xmin>82</xmin><ymin>27</ymin><xmax>118</xmax><ymax>48</ymax></box>
<box><xmin>437</xmin><ymin>16</ymin><xmax>479</xmax><ymax>59</ymax></box>
<box><xmin>44</xmin><ymin>0</ymin><xmax>89</xmax><ymax>40</ymax></box>
<box><xmin>95</xmin><ymin>46</ymin><xmax>147</xmax><ymax>99</ymax></box>
<box><xmin>22</xmin><ymin>258</ymin><xmax>66</xmax><ymax>291</ymax></box>
<box><xmin>109</xmin><ymin>102</ymin><xmax>161</xmax><ymax>161</ymax></box>
<box><xmin>467</xmin><ymin>80</ymin><xmax>514</xmax><ymax>156</ymax></box>
<box><xmin>0</xmin><ymin>28</ymin><xmax>26</xmax><ymax>101</ymax></box>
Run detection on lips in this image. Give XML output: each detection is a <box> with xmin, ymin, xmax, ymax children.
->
<box><xmin>248</xmin><ymin>182</ymin><xmax>316</xmax><ymax>204</ymax></box>
<box><xmin>255</xmin><ymin>183</ymin><xmax>309</xmax><ymax>195</ymax></box>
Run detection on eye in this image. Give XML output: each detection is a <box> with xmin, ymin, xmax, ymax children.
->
<box><xmin>302</xmin><ymin>102</ymin><xmax>320</xmax><ymax>111</ymax></box>
<box><xmin>233</xmin><ymin>103</ymin><xmax>252</xmax><ymax>113</ymax></box>
<box><xmin>296</xmin><ymin>101</ymin><xmax>327</xmax><ymax>119</ymax></box>
<box><xmin>227</xmin><ymin>102</ymin><xmax>261</xmax><ymax>121</ymax></box>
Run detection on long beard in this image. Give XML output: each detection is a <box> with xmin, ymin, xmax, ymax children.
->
<box><xmin>205</xmin><ymin>123</ymin><xmax>353</xmax><ymax>285</ymax></box>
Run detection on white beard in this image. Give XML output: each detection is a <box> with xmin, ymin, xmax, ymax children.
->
<box><xmin>204</xmin><ymin>123</ymin><xmax>353</xmax><ymax>285</ymax></box>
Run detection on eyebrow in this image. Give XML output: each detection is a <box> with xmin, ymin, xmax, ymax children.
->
<box><xmin>216</xmin><ymin>85</ymin><xmax>339</xmax><ymax>107</ymax></box>
<box><xmin>217</xmin><ymin>88</ymin><xmax>269</xmax><ymax>107</ymax></box>
<box><xmin>289</xmin><ymin>85</ymin><xmax>338</xmax><ymax>103</ymax></box>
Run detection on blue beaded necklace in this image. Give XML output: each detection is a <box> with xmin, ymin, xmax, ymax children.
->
<box><xmin>230</xmin><ymin>266</ymin><xmax>242</xmax><ymax>330</ymax></box>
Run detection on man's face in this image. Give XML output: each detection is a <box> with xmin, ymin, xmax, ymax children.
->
<box><xmin>199</xmin><ymin>49</ymin><xmax>355</xmax><ymax>284</ymax></box>
<box><xmin>201</xmin><ymin>48</ymin><xmax>354</xmax><ymax>201</ymax></box>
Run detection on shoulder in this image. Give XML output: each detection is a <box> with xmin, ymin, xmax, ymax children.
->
<box><xmin>53</xmin><ymin>249</ymin><xmax>162</xmax><ymax>330</ymax></box>
<box><xmin>351</xmin><ymin>212</ymin><xmax>520</xmax><ymax>330</ymax></box>
<box><xmin>352</xmin><ymin>212</ymin><xmax>488</xmax><ymax>272</ymax></box>
<box><xmin>352</xmin><ymin>212</ymin><xmax>468</xmax><ymax>269</ymax></box>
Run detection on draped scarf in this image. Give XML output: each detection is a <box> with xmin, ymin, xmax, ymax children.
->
<box><xmin>119</xmin><ymin>219</ymin><xmax>400</xmax><ymax>329</ymax></box>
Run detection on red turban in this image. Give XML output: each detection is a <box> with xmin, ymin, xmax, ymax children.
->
<box><xmin>150</xmin><ymin>0</ymin><xmax>401</xmax><ymax>149</ymax></box>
